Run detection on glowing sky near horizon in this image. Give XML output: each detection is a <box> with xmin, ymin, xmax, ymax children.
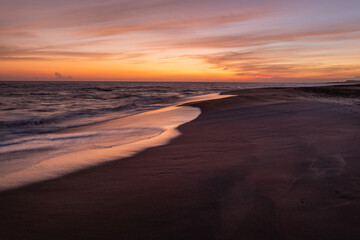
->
<box><xmin>1</xmin><ymin>0</ymin><xmax>360</xmax><ymax>82</ymax></box>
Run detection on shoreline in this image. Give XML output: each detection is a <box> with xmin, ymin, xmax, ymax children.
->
<box><xmin>0</xmin><ymin>93</ymin><xmax>231</xmax><ymax>192</ymax></box>
<box><xmin>1</xmin><ymin>85</ymin><xmax>360</xmax><ymax>239</ymax></box>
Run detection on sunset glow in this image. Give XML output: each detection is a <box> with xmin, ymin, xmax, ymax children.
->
<box><xmin>1</xmin><ymin>0</ymin><xmax>360</xmax><ymax>82</ymax></box>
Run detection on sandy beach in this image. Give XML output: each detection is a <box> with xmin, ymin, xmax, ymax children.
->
<box><xmin>1</xmin><ymin>85</ymin><xmax>360</xmax><ymax>240</ymax></box>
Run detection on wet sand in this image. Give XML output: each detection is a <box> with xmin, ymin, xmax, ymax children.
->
<box><xmin>1</xmin><ymin>85</ymin><xmax>360</xmax><ymax>240</ymax></box>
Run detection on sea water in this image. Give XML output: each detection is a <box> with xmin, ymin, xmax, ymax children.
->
<box><xmin>0</xmin><ymin>81</ymin><xmax>328</xmax><ymax>190</ymax></box>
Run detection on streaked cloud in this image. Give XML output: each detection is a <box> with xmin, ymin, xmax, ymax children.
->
<box><xmin>163</xmin><ymin>23</ymin><xmax>360</xmax><ymax>49</ymax></box>
<box><xmin>0</xmin><ymin>0</ymin><xmax>360</xmax><ymax>81</ymax></box>
<box><xmin>0</xmin><ymin>44</ymin><xmax>147</xmax><ymax>62</ymax></box>
<box><xmin>77</xmin><ymin>11</ymin><xmax>269</xmax><ymax>37</ymax></box>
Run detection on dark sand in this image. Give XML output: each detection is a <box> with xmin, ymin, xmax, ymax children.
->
<box><xmin>1</xmin><ymin>85</ymin><xmax>360</xmax><ymax>240</ymax></box>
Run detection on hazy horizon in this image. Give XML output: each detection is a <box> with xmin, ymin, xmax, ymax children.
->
<box><xmin>1</xmin><ymin>78</ymin><xmax>358</xmax><ymax>83</ymax></box>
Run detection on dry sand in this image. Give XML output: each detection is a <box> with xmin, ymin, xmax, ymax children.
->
<box><xmin>0</xmin><ymin>85</ymin><xmax>359</xmax><ymax>240</ymax></box>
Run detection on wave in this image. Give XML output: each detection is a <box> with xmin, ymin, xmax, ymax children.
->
<box><xmin>0</xmin><ymin>95</ymin><xmax>183</xmax><ymax>138</ymax></box>
<box><xmin>0</xmin><ymin>104</ymin><xmax>135</xmax><ymax>129</ymax></box>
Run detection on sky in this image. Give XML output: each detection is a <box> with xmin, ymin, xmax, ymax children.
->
<box><xmin>1</xmin><ymin>0</ymin><xmax>360</xmax><ymax>82</ymax></box>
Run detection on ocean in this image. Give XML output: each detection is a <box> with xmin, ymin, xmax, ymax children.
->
<box><xmin>0</xmin><ymin>81</ymin><xmax>327</xmax><ymax>190</ymax></box>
